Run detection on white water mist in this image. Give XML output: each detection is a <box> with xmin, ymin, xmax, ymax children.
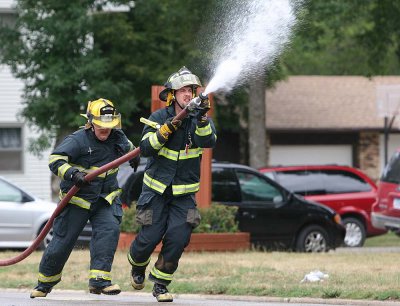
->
<box><xmin>204</xmin><ymin>0</ymin><xmax>301</xmax><ymax>95</ymax></box>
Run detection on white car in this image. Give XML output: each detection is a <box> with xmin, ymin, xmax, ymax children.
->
<box><xmin>0</xmin><ymin>176</ymin><xmax>90</xmax><ymax>249</ymax></box>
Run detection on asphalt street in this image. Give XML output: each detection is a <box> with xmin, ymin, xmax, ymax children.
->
<box><xmin>1</xmin><ymin>289</ymin><xmax>399</xmax><ymax>306</ymax></box>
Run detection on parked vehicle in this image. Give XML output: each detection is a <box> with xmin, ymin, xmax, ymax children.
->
<box><xmin>0</xmin><ymin>176</ymin><xmax>91</xmax><ymax>249</ymax></box>
<box><xmin>372</xmin><ymin>149</ymin><xmax>400</xmax><ymax>233</ymax></box>
<box><xmin>119</xmin><ymin>160</ymin><xmax>345</xmax><ymax>252</ymax></box>
<box><xmin>258</xmin><ymin>165</ymin><xmax>386</xmax><ymax>247</ymax></box>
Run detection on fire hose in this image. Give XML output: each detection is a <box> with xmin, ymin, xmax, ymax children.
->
<box><xmin>0</xmin><ymin>93</ymin><xmax>208</xmax><ymax>266</ymax></box>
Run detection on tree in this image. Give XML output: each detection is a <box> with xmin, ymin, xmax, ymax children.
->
<box><xmin>0</xmin><ymin>0</ymin><xmax>217</xmax><ymax>154</ymax></box>
<box><xmin>282</xmin><ymin>0</ymin><xmax>400</xmax><ymax>75</ymax></box>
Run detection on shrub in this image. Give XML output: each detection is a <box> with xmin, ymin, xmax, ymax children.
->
<box><xmin>120</xmin><ymin>203</ymin><xmax>239</xmax><ymax>233</ymax></box>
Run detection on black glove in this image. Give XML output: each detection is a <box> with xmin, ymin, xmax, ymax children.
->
<box><xmin>129</xmin><ymin>155</ymin><xmax>140</xmax><ymax>172</ymax></box>
<box><xmin>196</xmin><ymin>98</ymin><xmax>211</xmax><ymax>121</ymax></box>
<box><xmin>71</xmin><ymin>170</ymin><xmax>89</xmax><ymax>188</ymax></box>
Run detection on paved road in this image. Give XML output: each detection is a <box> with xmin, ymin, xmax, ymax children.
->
<box><xmin>1</xmin><ymin>289</ymin><xmax>399</xmax><ymax>306</ymax></box>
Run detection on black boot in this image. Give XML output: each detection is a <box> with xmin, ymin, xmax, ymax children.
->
<box><xmin>30</xmin><ymin>285</ymin><xmax>52</xmax><ymax>298</ymax></box>
<box><xmin>131</xmin><ymin>268</ymin><xmax>146</xmax><ymax>290</ymax></box>
<box><xmin>152</xmin><ymin>283</ymin><xmax>173</xmax><ymax>302</ymax></box>
<box><xmin>88</xmin><ymin>283</ymin><xmax>121</xmax><ymax>295</ymax></box>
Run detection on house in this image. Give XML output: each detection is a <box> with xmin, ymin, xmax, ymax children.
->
<box><xmin>266</xmin><ymin>76</ymin><xmax>400</xmax><ymax>181</ymax></box>
<box><xmin>0</xmin><ymin>1</ymin><xmax>52</xmax><ymax>201</ymax></box>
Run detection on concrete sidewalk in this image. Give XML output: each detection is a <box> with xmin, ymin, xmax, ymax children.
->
<box><xmin>0</xmin><ymin>288</ymin><xmax>399</xmax><ymax>306</ymax></box>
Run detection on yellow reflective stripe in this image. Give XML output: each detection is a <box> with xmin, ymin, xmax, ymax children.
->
<box><xmin>59</xmin><ymin>191</ymin><xmax>91</xmax><ymax>210</ymax></box>
<box><xmin>89</xmin><ymin>269</ymin><xmax>111</xmax><ymax>281</ymax></box>
<box><xmin>127</xmin><ymin>253</ymin><xmax>150</xmax><ymax>267</ymax></box>
<box><xmin>57</xmin><ymin>163</ymin><xmax>72</xmax><ymax>178</ymax></box>
<box><xmin>150</xmin><ymin>266</ymin><xmax>173</xmax><ymax>281</ymax></box>
<box><xmin>128</xmin><ymin>140</ymin><xmax>134</xmax><ymax>151</ymax></box>
<box><xmin>179</xmin><ymin>148</ymin><xmax>203</xmax><ymax>160</ymax></box>
<box><xmin>149</xmin><ymin>133</ymin><xmax>163</xmax><ymax>150</ymax></box>
<box><xmin>49</xmin><ymin>154</ymin><xmax>68</xmax><ymax>165</ymax></box>
<box><xmin>104</xmin><ymin>189</ymin><xmax>122</xmax><ymax>205</ymax></box>
<box><xmin>158</xmin><ymin>147</ymin><xmax>179</xmax><ymax>161</ymax></box>
<box><xmin>142</xmin><ymin>132</ymin><xmax>153</xmax><ymax>140</ymax></box>
<box><xmin>172</xmin><ymin>182</ymin><xmax>200</xmax><ymax>195</ymax></box>
<box><xmin>70</xmin><ymin>164</ymin><xmax>118</xmax><ymax>178</ymax></box>
<box><xmin>143</xmin><ymin>173</ymin><xmax>167</xmax><ymax>194</ymax></box>
<box><xmin>195</xmin><ymin>123</ymin><xmax>212</xmax><ymax>136</ymax></box>
<box><xmin>38</xmin><ymin>272</ymin><xmax>62</xmax><ymax>283</ymax></box>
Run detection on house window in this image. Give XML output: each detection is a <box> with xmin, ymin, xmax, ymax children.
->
<box><xmin>0</xmin><ymin>127</ymin><xmax>22</xmax><ymax>171</ymax></box>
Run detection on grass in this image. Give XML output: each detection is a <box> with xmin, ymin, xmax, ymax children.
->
<box><xmin>1</xmin><ymin>243</ymin><xmax>400</xmax><ymax>301</ymax></box>
<box><xmin>364</xmin><ymin>231</ymin><xmax>400</xmax><ymax>247</ymax></box>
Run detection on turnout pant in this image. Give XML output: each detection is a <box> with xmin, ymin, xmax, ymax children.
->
<box><xmin>129</xmin><ymin>188</ymin><xmax>200</xmax><ymax>285</ymax></box>
<box><xmin>36</xmin><ymin>198</ymin><xmax>122</xmax><ymax>289</ymax></box>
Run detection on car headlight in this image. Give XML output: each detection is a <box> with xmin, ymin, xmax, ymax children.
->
<box><xmin>333</xmin><ymin>213</ymin><xmax>342</xmax><ymax>225</ymax></box>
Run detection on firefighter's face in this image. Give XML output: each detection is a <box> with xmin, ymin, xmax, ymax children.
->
<box><xmin>92</xmin><ymin>124</ymin><xmax>112</xmax><ymax>141</ymax></box>
<box><xmin>175</xmin><ymin>86</ymin><xmax>193</xmax><ymax>107</ymax></box>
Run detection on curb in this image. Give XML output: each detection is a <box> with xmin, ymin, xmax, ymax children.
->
<box><xmin>2</xmin><ymin>288</ymin><xmax>399</xmax><ymax>305</ymax></box>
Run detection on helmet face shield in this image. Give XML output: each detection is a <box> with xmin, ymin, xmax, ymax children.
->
<box><xmin>169</xmin><ymin>74</ymin><xmax>201</xmax><ymax>90</ymax></box>
<box><xmin>92</xmin><ymin>113</ymin><xmax>121</xmax><ymax>129</ymax></box>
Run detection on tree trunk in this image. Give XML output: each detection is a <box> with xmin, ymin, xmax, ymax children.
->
<box><xmin>248</xmin><ymin>73</ymin><xmax>268</xmax><ymax>169</ymax></box>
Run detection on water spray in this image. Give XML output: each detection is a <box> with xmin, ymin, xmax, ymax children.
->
<box><xmin>203</xmin><ymin>0</ymin><xmax>301</xmax><ymax>96</ymax></box>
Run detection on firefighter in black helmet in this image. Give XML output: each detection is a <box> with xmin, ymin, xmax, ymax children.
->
<box><xmin>128</xmin><ymin>67</ymin><xmax>217</xmax><ymax>302</ymax></box>
<box><xmin>30</xmin><ymin>98</ymin><xmax>140</xmax><ymax>298</ymax></box>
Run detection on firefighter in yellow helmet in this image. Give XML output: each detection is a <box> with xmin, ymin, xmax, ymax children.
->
<box><xmin>128</xmin><ymin>67</ymin><xmax>217</xmax><ymax>302</ymax></box>
<box><xmin>30</xmin><ymin>98</ymin><xmax>140</xmax><ymax>298</ymax></box>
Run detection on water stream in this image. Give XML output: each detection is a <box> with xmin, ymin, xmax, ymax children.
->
<box><xmin>204</xmin><ymin>0</ymin><xmax>302</xmax><ymax>95</ymax></box>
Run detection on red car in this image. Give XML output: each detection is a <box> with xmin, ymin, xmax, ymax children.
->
<box><xmin>259</xmin><ymin>165</ymin><xmax>386</xmax><ymax>247</ymax></box>
<box><xmin>372</xmin><ymin>149</ymin><xmax>400</xmax><ymax>233</ymax></box>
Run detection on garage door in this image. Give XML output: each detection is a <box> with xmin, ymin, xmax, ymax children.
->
<box><xmin>269</xmin><ymin>145</ymin><xmax>353</xmax><ymax>166</ymax></box>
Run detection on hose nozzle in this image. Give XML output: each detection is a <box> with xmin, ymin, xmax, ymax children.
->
<box><xmin>198</xmin><ymin>92</ymin><xmax>208</xmax><ymax>101</ymax></box>
<box><xmin>187</xmin><ymin>92</ymin><xmax>209</xmax><ymax>112</ymax></box>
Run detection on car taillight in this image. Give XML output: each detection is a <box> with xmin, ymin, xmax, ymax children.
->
<box><xmin>333</xmin><ymin>213</ymin><xmax>342</xmax><ymax>225</ymax></box>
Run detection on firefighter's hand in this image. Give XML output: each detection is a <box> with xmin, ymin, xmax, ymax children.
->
<box><xmin>157</xmin><ymin>119</ymin><xmax>181</xmax><ymax>140</ymax></box>
<box><xmin>71</xmin><ymin>170</ymin><xmax>89</xmax><ymax>188</ymax></box>
<box><xmin>196</xmin><ymin>98</ymin><xmax>211</xmax><ymax>121</ymax></box>
<box><xmin>129</xmin><ymin>155</ymin><xmax>140</xmax><ymax>172</ymax></box>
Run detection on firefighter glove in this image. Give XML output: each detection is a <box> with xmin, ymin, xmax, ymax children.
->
<box><xmin>71</xmin><ymin>170</ymin><xmax>89</xmax><ymax>188</ymax></box>
<box><xmin>196</xmin><ymin>98</ymin><xmax>210</xmax><ymax>122</ymax></box>
<box><xmin>129</xmin><ymin>155</ymin><xmax>140</xmax><ymax>172</ymax></box>
<box><xmin>157</xmin><ymin>119</ymin><xmax>181</xmax><ymax>140</ymax></box>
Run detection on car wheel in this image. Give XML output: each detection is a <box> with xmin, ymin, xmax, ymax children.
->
<box><xmin>342</xmin><ymin>217</ymin><xmax>366</xmax><ymax>247</ymax></box>
<box><xmin>38</xmin><ymin>224</ymin><xmax>54</xmax><ymax>250</ymax></box>
<box><xmin>296</xmin><ymin>225</ymin><xmax>329</xmax><ymax>252</ymax></box>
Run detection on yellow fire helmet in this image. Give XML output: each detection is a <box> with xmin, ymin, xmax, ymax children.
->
<box><xmin>159</xmin><ymin>66</ymin><xmax>202</xmax><ymax>105</ymax></box>
<box><xmin>81</xmin><ymin>98</ymin><xmax>121</xmax><ymax>129</ymax></box>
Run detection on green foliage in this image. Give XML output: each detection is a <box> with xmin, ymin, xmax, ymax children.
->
<box><xmin>120</xmin><ymin>204</ymin><xmax>141</xmax><ymax>233</ymax></box>
<box><xmin>193</xmin><ymin>204</ymin><xmax>239</xmax><ymax>233</ymax></box>
<box><xmin>282</xmin><ymin>0</ymin><xmax>400</xmax><ymax>76</ymax></box>
<box><xmin>120</xmin><ymin>203</ymin><xmax>239</xmax><ymax>233</ymax></box>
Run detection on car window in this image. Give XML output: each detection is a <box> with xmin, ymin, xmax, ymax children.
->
<box><xmin>212</xmin><ymin>167</ymin><xmax>241</xmax><ymax>202</ymax></box>
<box><xmin>275</xmin><ymin>169</ymin><xmax>371</xmax><ymax>195</ymax></box>
<box><xmin>236</xmin><ymin>170</ymin><xmax>282</xmax><ymax>202</ymax></box>
<box><xmin>0</xmin><ymin>179</ymin><xmax>23</xmax><ymax>202</ymax></box>
<box><xmin>321</xmin><ymin>170</ymin><xmax>371</xmax><ymax>194</ymax></box>
<box><xmin>275</xmin><ymin>170</ymin><xmax>326</xmax><ymax>196</ymax></box>
<box><xmin>381</xmin><ymin>152</ymin><xmax>400</xmax><ymax>184</ymax></box>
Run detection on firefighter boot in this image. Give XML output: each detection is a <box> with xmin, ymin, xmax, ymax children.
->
<box><xmin>131</xmin><ymin>268</ymin><xmax>145</xmax><ymax>290</ymax></box>
<box><xmin>152</xmin><ymin>283</ymin><xmax>173</xmax><ymax>302</ymax></box>
<box><xmin>89</xmin><ymin>283</ymin><xmax>121</xmax><ymax>295</ymax></box>
<box><xmin>30</xmin><ymin>285</ymin><xmax>52</xmax><ymax>298</ymax></box>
